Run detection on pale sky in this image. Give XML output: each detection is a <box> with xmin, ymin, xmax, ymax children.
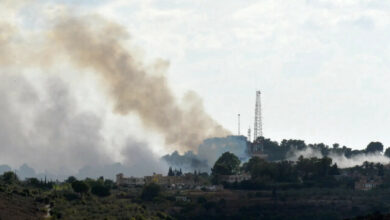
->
<box><xmin>93</xmin><ymin>0</ymin><xmax>390</xmax><ymax>149</ymax></box>
<box><xmin>3</xmin><ymin>0</ymin><xmax>390</xmax><ymax>157</ymax></box>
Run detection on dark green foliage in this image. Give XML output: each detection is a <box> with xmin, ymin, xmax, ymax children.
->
<box><xmin>204</xmin><ymin>201</ymin><xmax>217</xmax><ymax>210</ymax></box>
<box><xmin>2</xmin><ymin>171</ymin><xmax>19</xmax><ymax>184</ymax></box>
<box><xmin>239</xmin><ymin>155</ymin><xmax>340</xmax><ymax>189</ymax></box>
<box><xmin>348</xmin><ymin>162</ymin><xmax>385</xmax><ymax>177</ymax></box>
<box><xmin>25</xmin><ymin>177</ymin><xmax>54</xmax><ymax>189</ymax></box>
<box><xmin>168</xmin><ymin>167</ymin><xmax>174</xmax><ymax>176</ymax></box>
<box><xmin>329</xmin><ymin>164</ymin><xmax>340</xmax><ymax>175</ymax></box>
<box><xmin>26</xmin><ymin>178</ymin><xmax>40</xmax><ymax>187</ymax></box>
<box><xmin>212</xmin><ymin>152</ymin><xmax>240</xmax><ymax>175</ymax></box>
<box><xmin>63</xmin><ymin>191</ymin><xmax>79</xmax><ymax>201</ymax></box>
<box><xmin>91</xmin><ymin>184</ymin><xmax>110</xmax><ymax>197</ymax></box>
<box><xmin>250</xmin><ymin>137</ymin><xmax>381</xmax><ymax>161</ymax></box>
<box><xmin>365</xmin><ymin>142</ymin><xmax>384</xmax><ymax>153</ymax></box>
<box><xmin>65</xmin><ymin>176</ymin><xmax>77</xmax><ymax>184</ymax></box>
<box><xmin>385</xmin><ymin>147</ymin><xmax>390</xmax><ymax>158</ymax></box>
<box><xmin>103</xmin><ymin>179</ymin><xmax>115</xmax><ymax>188</ymax></box>
<box><xmin>167</xmin><ymin>167</ymin><xmax>183</xmax><ymax>176</ymax></box>
<box><xmin>71</xmin><ymin>180</ymin><xmax>89</xmax><ymax>195</ymax></box>
<box><xmin>141</xmin><ymin>183</ymin><xmax>161</xmax><ymax>201</ymax></box>
<box><xmin>197</xmin><ymin>196</ymin><xmax>207</xmax><ymax>204</ymax></box>
<box><xmin>296</xmin><ymin>156</ymin><xmax>333</xmax><ymax>177</ymax></box>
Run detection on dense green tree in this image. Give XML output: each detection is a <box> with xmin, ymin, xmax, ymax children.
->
<box><xmin>104</xmin><ymin>179</ymin><xmax>115</xmax><ymax>188</ymax></box>
<box><xmin>91</xmin><ymin>184</ymin><xmax>110</xmax><ymax>197</ymax></box>
<box><xmin>378</xmin><ymin>164</ymin><xmax>385</xmax><ymax>176</ymax></box>
<box><xmin>244</xmin><ymin>157</ymin><xmax>274</xmax><ymax>179</ymax></box>
<box><xmin>71</xmin><ymin>181</ymin><xmax>89</xmax><ymax>195</ymax></box>
<box><xmin>2</xmin><ymin>171</ymin><xmax>19</xmax><ymax>184</ymax></box>
<box><xmin>329</xmin><ymin>164</ymin><xmax>340</xmax><ymax>175</ymax></box>
<box><xmin>212</xmin><ymin>152</ymin><xmax>240</xmax><ymax>175</ymax></box>
<box><xmin>26</xmin><ymin>177</ymin><xmax>41</xmax><ymax>187</ymax></box>
<box><xmin>365</xmin><ymin>142</ymin><xmax>384</xmax><ymax>153</ymax></box>
<box><xmin>141</xmin><ymin>183</ymin><xmax>161</xmax><ymax>201</ymax></box>
<box><xmin>244</xmin><ymin>157</ymin><xmax>298</xmax><ymax>183</ymax></box>
<box><xmin>66</xmin><ymin>176</ymin><xmax>77</xmax><ymax>184</ymax></box>
<box><xmin>296</xmin><ymin>156</ymin><xmax>335</xmax><ymax>180</ymax></box>
<box><xmin>385</xmin><ymin>147</ymin><xmax>390</xmax><ymax>158</ymax></box>
<box><xmin>168</xmin><ymin>167</ymin><xmax>174</xmax><ymax>176</ymax></box>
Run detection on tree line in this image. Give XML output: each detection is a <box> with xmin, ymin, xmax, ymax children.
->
<box><xmin>251</xmin><ymin>137</ymin><xmax>389</xmax><ymax>161</ymax></box>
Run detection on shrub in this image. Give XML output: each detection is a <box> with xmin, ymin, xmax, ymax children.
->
<box><xmin>71</xmin><ymin>181</ymin><xmax>89</xmax><ymax>195</ymax></box>
<box><xmin>2</xmin><ymin>171</ymin><xmax>19</xmax><ymax>184</ymax></box>
<box><xmin>141</xmin><ymin>183</ymin><xmax>161</xmax><ymax>201</ymax></box>
<box><xmin>197</xmin><ymin>196</ymin><xmax>207</xmax><ymax>204</ymax></box>
<box><xmin>63</xmin><ymin>191</ymin><xmax>79</xmax><ymax>201</ymax></box>
<box><xmin>91</xmin><ymin>185</ymin><xmax>110</xmax><ymax>197</ymax></box>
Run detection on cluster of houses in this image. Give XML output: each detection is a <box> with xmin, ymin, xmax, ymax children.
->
<box><xmin>116</xmin><ymin>173</ymin><xmax>199</xmax><ymax>189</ymax></box>
<box><xmin>354</xmin><ymin>176</ymin><xmax>382</xmax><ymax>191</ymax></box>
<box><xmin>335</xmin><ymin>170</ymin><xmax>383</xmax><ymax>191</ymax></box>
<box><xmin>116</xmin><ymin>172</ymin><xmax>252</xmax><ymax>190</ymax></box>
<box><xmin>218</xmin><ymin>173</ymin><xmax>252</xmax><ymax>183</ymax></box>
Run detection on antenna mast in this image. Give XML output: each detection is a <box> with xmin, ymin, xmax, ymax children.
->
<box><xmin>248</xmin><ymin>127</ymin><xmax>251</xmax><ymax>142</ymax></box>
<box><xmin>254</xmin><ymin>90</ymin><xmax>263</xmax><ymax>141</ymax></box>
<box><xmin>238</xmin><ymin>114</ymin><xmax>240</xmax><ymax>135</ymax></box>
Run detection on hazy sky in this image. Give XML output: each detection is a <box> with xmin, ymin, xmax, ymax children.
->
<box><xmin>2</xmin><ymin>0</ymin><xmax>390</xmax><ymax>167</ymax></box>
<box><xmin>87</xmin><ymin>0</ymin><xmax>390</xmax><ymax>149</ymax></box>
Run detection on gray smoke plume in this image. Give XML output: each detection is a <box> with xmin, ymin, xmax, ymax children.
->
<box><xmin>0</xmin><ymin>74</ymin><xmax>110</xmax><ymax>173</ymax></box>
<box><xmin>0</xmin><ymin>8</ymin><xmax>229</xmax><ymax>178</ymax></box>
<box><xmin>0</xmin><ymin>73</ymin><xmax>169</xmax><ymax>179</ymax></box>
<box><xmin>49</xmin><ymin>15</ymin><xmax>229</xmax><ymax>152</ymax></box>
<box><xmin>163</xmin><ymin>135</ymin><xmax>249</xmax><ymax>172</ymax></box>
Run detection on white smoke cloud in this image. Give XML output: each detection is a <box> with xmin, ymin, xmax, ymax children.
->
<box><xmin>288</xmin><ymin>147</ymin><xmax>390</xmax><ymax>168</ymax></box>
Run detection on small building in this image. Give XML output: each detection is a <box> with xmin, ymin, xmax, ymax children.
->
<box><xmin>220</xmin><ymin>173</ymin><xmax>251</xmax><ymax>183</ymax></box>
<box><xmin>144</xmin><ymin>173</ymin><xmax>167</xmax><ymax>185</ymax></box>
<box><xmin>116</xmin><ymin>173</ymin><xmax>145</xmax><ymax>186</ymax></box>
<box><xmin>355</xmin><ymin>176</ymin><xmax>382</xmax><ymax>191</ymax></box>
<box><xmin>117</xmin><ymin>173</ymin><xmax>197</xmax><ymax>188</ymax></box>
<box><xmin>195</xmin><ymin>185</ymin><xmax>223</xmax><ymax>191</ymax></box>
<box><xmin>175</xmin><ymin>196</ymin><xmax>189</xmax><ymax>202</ymax></box>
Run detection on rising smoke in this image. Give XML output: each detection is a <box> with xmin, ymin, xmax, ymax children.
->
<box><xmin>163</xmin><ymin>135</ymin><xmax>249</xmax><ymax>172</ymax></box>
<box><xmin>0</xmin><ymin>4</ymin><xmax>229</xmax><ymax>179</ymax></box>
<box><xmin>0</xmin><ymin>74</ymin><xmax>111</xmax><ymax>174</ymax></box>
<box><xmin>49</xmin><ymin>15</ymin><xmax>229</xmax><ymax>152</ymax></box>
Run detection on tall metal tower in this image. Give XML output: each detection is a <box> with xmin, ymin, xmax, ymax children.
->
<box><xmin>237</xmin><ymin>114</ymin><xmax>241</xmax><ymax>135</ymax></box>
<box><xmin>253</xmin><ymin>90</ymin><xmax>263</xmax><ymax>141</ymax></box>
<box><xmin>247</xmin><ymin>127</ymin><xmax>251</xmax><ymax>142</ymax></box>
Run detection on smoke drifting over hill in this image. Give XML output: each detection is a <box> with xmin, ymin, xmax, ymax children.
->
<box><xmin>0</xmin><ymin>4</ymin><xmax>229</xmax><ymax>178</ymax></box>
<box><xmin>288</xmin><ymin>147</ymin><xmax>390</xmax><ymax>168</ymax></box>
<box><xmin>163</xmin><ymin>136</ymin><xmax>249</xmax><ymax>172</ymax></box>
<box><xmin>50</xmin><ymin>15</ymin><xmax>229</xmax><ymax>152</ymax></box>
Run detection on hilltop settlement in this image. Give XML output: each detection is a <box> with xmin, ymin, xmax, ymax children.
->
<box><xmin>1</xmin><ymin>137</ymin><xmax>390</xmax><ymax>219</ymax></box>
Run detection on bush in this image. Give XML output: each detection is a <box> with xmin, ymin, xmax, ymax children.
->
<box><xmin>141</xmin><ymin>183</ymin><xmax>161</xmax><ymax>201</ymax></box>
<box><xmin>204</xmin><ymin>201</ymin><xmax>217</xmax><ymax>210</ymax></box>
<box><xmin>197</xmin><ymin>196</ymin><xmax>207</xmax><ymax>204</ymax></box>
<box><xmin>63</xmin><ymin>191</ymin><xmax>79</xmax><ymax>201</ymax></box>
<box><xmin>2</xmin><ymin>171</ymin><xmax>19</xmax><ymax>184</ymax></box>
<box><xmin>65</xmin><ymin>176</ymin><xmax>77</xmax><ymax>184</ymax></box>
<box><xmin>91</xmin><ymin>185</ymin><xmax>110</xmax><ymax>197</ymax></box>
<box><xmin>71</xmin><ymin>181</ymin><xmax>89</xmax><ymax>195</ymax></box>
